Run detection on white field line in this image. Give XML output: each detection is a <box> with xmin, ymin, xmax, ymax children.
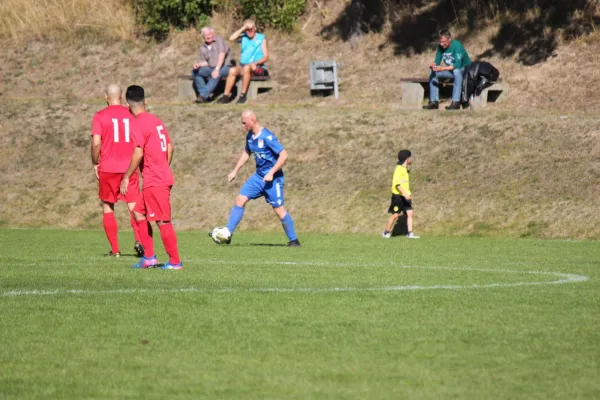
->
<box><xmin>0</xmin><ymin>261</ymin><xmax>588</xmax><ymax>297</ymax></box>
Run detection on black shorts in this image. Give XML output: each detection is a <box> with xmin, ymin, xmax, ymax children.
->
<box><xmin>388</xmin><ymin>194</ymin><xmax>412</xmax><ymax>214</ymax></box>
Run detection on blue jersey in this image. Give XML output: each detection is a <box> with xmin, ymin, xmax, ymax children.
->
<box><xmin>245</xmin><ymin>127</ymin><xmax>284</xmax><ymax>178</ymax></box>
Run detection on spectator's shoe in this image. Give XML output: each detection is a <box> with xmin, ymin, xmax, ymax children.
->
<box><xmin>382</xmin><ymin>231</ymin><xmax>391</xmax><ymax>238</ymax></box>
<box><xmin>134</xmin><ymin>242</ymin><xmax>144</xmax><ymax>258</ymax></box>
<box><xmin>445</xmin><ymin>101</ymin><xmax>461</xmax><ymax>110</ymax></box>
<box><xmin>288</xmin><ymin>239</ymin><xmax>301</xmax><ymax>247</ymax></box>
<box><xmin>131</xmin><ymin>255</ymin><xmax>158</xmax><ymax>269</ymax></box>
<box><xmin>218</xmin><ymin>94</ymin><xmax>234</xmax><ymax>104</ymax></box>
<box><xmin>423</xmin><ymin>101</ymin><xmax>439</xmax><ymax>110</ymax></box>
<box><xmin>160</xmin><ymin>261</ymin><xmax>183</xmax><ymax>270</ymax></box>
<box><xmin>236</xmin><ymin>94</ymin><xmax>248</xmax><ymax>104</ymax></box>
<box><xmin>107</xmin><ymin>251</ymin><xmax>121</xmax><ymax>257</ymax></box>
<box><xmin>406</xmin><ymin>232</ymin><xmax>420</xmax><ymax>239</ymax></box>
<box><xmin>195</xmin><ymin>96</ymin><xmax>207</xmax><ymax>104</ymax></box>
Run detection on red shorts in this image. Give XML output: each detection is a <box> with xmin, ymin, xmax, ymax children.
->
<box><xmin>135</xmin><ymin>186</ymin><xmax>172</xmax><ymax>222</ymax></box>
<box><xmin>252</xmin><ymin>66</ymin><xmax>269</xmax><ymax>77</ymax></box>
<box><xmin>99</xmin><ymin>171</ymin><xmax>140</xmax><ymax>204</ymax></box>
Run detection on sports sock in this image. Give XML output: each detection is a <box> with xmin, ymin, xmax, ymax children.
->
<box><xmin>227</xmin><ymin>205</ymin><xmax>245</xmax><ymax>233</ymax></box>
<box><xmin>280</xmin><ymin>213</ymin><xmax>297</xmax><ymax>241</ymax></box>
<box><xmin>159</xmin><ymin>223</ymin><xmax>180</xmax><ymax>264</ymax></box>
<box><xmin>137</xmin><ymin>219</ymin><xmax>155</xmax><ymax>257</ymax></box>
<box><xmin>103</xmin><ymin>212</ymin><xmax>119</xmax><ymax>253</ymax></box>
<box><xmin>130</xmin><ymin>213</ymin><xmax>141</xmax><ymax>243</ymax></box>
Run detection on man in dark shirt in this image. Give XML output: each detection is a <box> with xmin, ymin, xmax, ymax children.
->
<box><xmin>423</xmin><ymin>29</ymin><xmax>472</xmax><ymax>110</ymax></box>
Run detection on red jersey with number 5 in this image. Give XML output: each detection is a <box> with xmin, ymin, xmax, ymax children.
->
<box><xmin>131</xmin><ymin>112</ymin><xmax>174</xmax><ymax>188</ymax></box>
<box><xmin>91</xmin><ymin>105</ymin><xmax>136</xmax><ymax>173</ymax></box>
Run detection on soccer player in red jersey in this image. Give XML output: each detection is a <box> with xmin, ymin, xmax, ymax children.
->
<box><xmin>120</xmin><ymin>85</ymin><xmax>182</xmax><ymax>270</ymax></box>
<box><xmin>91</xmin><ymin>84</ymin><xmax>144</xmax><ymax>257</ymax></box>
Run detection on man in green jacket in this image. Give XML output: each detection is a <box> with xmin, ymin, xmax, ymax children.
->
<box><xmin>423</xmin><ymin>29</ymin><xmax>471</xmax><ymax>110</ymax></box>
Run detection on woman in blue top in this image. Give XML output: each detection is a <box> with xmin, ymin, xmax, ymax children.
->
<box><xmin>219</xmin><ymin>20</ymin><xmax>270</xmax><ymax>105</ymax></box>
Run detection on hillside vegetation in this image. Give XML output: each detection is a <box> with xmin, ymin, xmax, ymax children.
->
<box><xmin>1</xmin><ymin>0</ymin><xmax>600</xmax><ymax>238</ymax></box>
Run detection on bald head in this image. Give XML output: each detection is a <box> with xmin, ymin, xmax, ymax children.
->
<box><xmin>241</xmin><ymin>110</ymin><xmax>260</xmax><ymax>133</ymax></box>
<box><xmin>104</xmin><ymin>84</ymin><xmax>122</xmax><ymax>105</ymax></box>
<box><xmin>242</xmin><ymin>110</ymin><xmax>256</xmax><ymax>120</ymax></box>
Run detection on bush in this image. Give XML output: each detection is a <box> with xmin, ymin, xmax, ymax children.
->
<box><xmin>215</xmin><ymin>0</ymin><xmax>306</xmax><ymax>32</ymax></box>
<box><xmin>133</xmin><ymin>0</ymin><xmax>212</xmax><ymax>40</ymax></box>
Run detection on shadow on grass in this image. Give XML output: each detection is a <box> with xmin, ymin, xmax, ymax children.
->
<box><xmin>247</xmin><ymin>243</ymin><xmax>288</xmax><ymax>247</ymax></box>
<box><xmin>320</xmin><ymin>0</ymin><xmax>600</xmax><ymax>65</ymax></box>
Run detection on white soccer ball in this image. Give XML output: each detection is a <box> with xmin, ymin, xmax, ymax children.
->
<box><xmin>211</xmin><ymin>226</ymin><xmax>231</xmax><ymax>244</ymax></box>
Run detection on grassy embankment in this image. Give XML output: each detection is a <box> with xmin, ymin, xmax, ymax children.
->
<box><xmin>1</xmin><ymin>0</ymin><xmax>600</xmax><ymax>238</ymax></box>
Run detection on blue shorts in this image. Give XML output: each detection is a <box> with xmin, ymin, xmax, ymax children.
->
<box><xmin>239</xmin><ymin>173</ymin><xmax>285</xmax><ymax>207</ymax></box>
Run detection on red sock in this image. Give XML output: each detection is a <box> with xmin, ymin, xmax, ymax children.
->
<box><xmin>130</xmin><ymin>213</ymin><xmax>141</xmax><ymax>243</ymax></box>
<box><xmin>103</xmin><ymin>212</ymin><xmax>119</xmax><ymax>253</ymax></box>
<box><xmin>137</xmin><ymin>219</ymin><xmax>155</xmax><ymax>257</ymax></box>
<box><xmin>159</xmin><ymin>223</ymin><xmax>180</xmax><ymax>264</ymax></box>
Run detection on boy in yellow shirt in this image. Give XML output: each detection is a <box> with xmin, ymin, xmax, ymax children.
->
<box><xmin>382</xmin><ymin>150</ymin><xmax>420</xmax><ymax>239</ymax></box>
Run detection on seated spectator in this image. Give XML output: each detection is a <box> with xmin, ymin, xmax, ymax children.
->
<box><xmin>423</xmin><ymin>29</ymin><xmax>471</xmax><ymax>110</ymax></box>
<box><xmin>218</xmin><ymin>20</ymin><xmax>269</xmax><ymax>105</ymax></box>
<box><xmin>192</xmin><ymin>27</ymin><xmax>232</xmax><ymax>104</ymax></box>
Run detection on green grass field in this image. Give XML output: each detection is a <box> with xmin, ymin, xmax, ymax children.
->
<box><xmin>1</xmin><ymin>228</ymin><xmax>599</xmax><ymax>399</ymax></box>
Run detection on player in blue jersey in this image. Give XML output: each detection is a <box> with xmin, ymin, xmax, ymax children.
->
<box><xmin>221</xmin><ymin>110</ymin><xmax>300</xmax><ymax>247</ymax></box>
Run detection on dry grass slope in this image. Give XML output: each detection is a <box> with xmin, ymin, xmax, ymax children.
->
<box><xmin>0</xmin><ymin>0</ymin><xmax>133</xmax><ymax>42</ymax></box>
<box><xmin>1</xmin><ymin>1</ymin><xmax>600</xmax><ymax>239</ymax></box>
<box><xmin>2</xmin><ymin>101</ymin><xmax>600</xmax><ymax>239</ymax></box>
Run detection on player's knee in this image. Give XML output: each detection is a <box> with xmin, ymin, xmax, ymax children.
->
<box><xmin>273</xmin><ymin>206</ymin><xmax>286</xmax><ymax>219</ymax></box>
<box><xmin>132</xmin><ymin>211</ymin><xmax>145</xmax><ymax>221</ymax></box>
<box><xmin>234</xmin><ymin>195</ymin><xmax>248</xmax><ymax>207</ymax></box>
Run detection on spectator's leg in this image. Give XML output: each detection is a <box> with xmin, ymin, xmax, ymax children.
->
<box><xmin>430</xmin><ymin>70</ymin><xmax>454</xmax><ymax>101</ymax></box>
<box><xmin>223</xmin><ymin>66</ymin><xmax>241</xmax><ymax>96</ymax></box>
<box><xmin>200</xmin><ymin>66</ymin><xmax>231</xmax><ymax>99</ymax></box>
<box><xmin>192</xmin><ymin>67</ymin><xmax>212</xmax><ymax>99</ymax></box>
<box><xmin>241</xmin><ymin>65</ymin><xmax>252</xmax><ymax>95</ymax></box>
<box><xmin>429</xmin><ymin>71</ymin><xmax>439</xmax><ymax>102</ymax></box>
<box><xmin>451</xmin><ymin>68</ymin><xmax>464</xmax><ymax>102</ymax></box>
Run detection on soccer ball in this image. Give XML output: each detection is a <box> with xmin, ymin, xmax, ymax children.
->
<box><xmin>210</xmin><ymin>226</ymin><xmax>231</xmax><ymax>245</ymax></box>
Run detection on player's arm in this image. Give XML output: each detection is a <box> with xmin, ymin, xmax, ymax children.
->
<box><xmin>167</xmin><ymin>143</ymin><xmax>174</xmax><ymax>165</ymax></box>
<box><xmin>263</xmin><ymin>149</ymin><xmax>287</xmax><ymax>182</ymax></box>
<box><xmin>90</xmin><ymin>134</ymin><xmax>101</xmax><ymax>179</ymax></box>
<box><xmin>120</xmin><ymin>147</ymin><xmax>143</xmax><ymax>196</ymax></box>
<box><xmin>91</xmin><ymin>135</ymin><xmax>101</xmax><ymax>165</ymax></box>
<box><xmin>228</xmin><ymin>150</ymin><xmax>251</xmax><ymax>182</ymax></box>
<box><xmin>396</xmin><ymin>183</ymin><xmax>411</xmax><ymax>200</ymax></box>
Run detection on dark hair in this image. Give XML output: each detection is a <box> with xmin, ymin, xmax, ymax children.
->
<box><xmin>397</xmin><ymin>149</ymin><xmax>412</xmax><ymax>165</ymax></box>
<box><xmin>126</xmin><ymin>85</ymin><xmax>145</xmax><ymax>103</ymax></box>
<box><xmin>439</xmin><ymin>29</ymin><xmax>452</xmax><ymax>39</ymax></box>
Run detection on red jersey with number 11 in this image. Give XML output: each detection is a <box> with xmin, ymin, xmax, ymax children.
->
<box><xmin>131</xmin><ymin>112</ymin><xmax>174</xmax><ymax>188</ymax></box>
<box><xmin>91</xmin><ymin>105</ymin><xmax>135</xmax><ymax>173</ymax></box>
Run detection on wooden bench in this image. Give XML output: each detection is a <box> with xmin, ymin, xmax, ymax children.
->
<box><xmin>400</xmin><ymin>77</ymin><xmax>508</xmax><ymax>108</ymax></box>
<box><xmin>177</xmin><ymin>74</ymin><xmax>274</xmax><ymax>101</ymax></box>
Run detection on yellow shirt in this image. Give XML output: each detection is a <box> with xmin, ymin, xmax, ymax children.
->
<box><xmin>391</xmin><ymin>165</ymin><xmax>411</xmax><ymax>196</ymax></box>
